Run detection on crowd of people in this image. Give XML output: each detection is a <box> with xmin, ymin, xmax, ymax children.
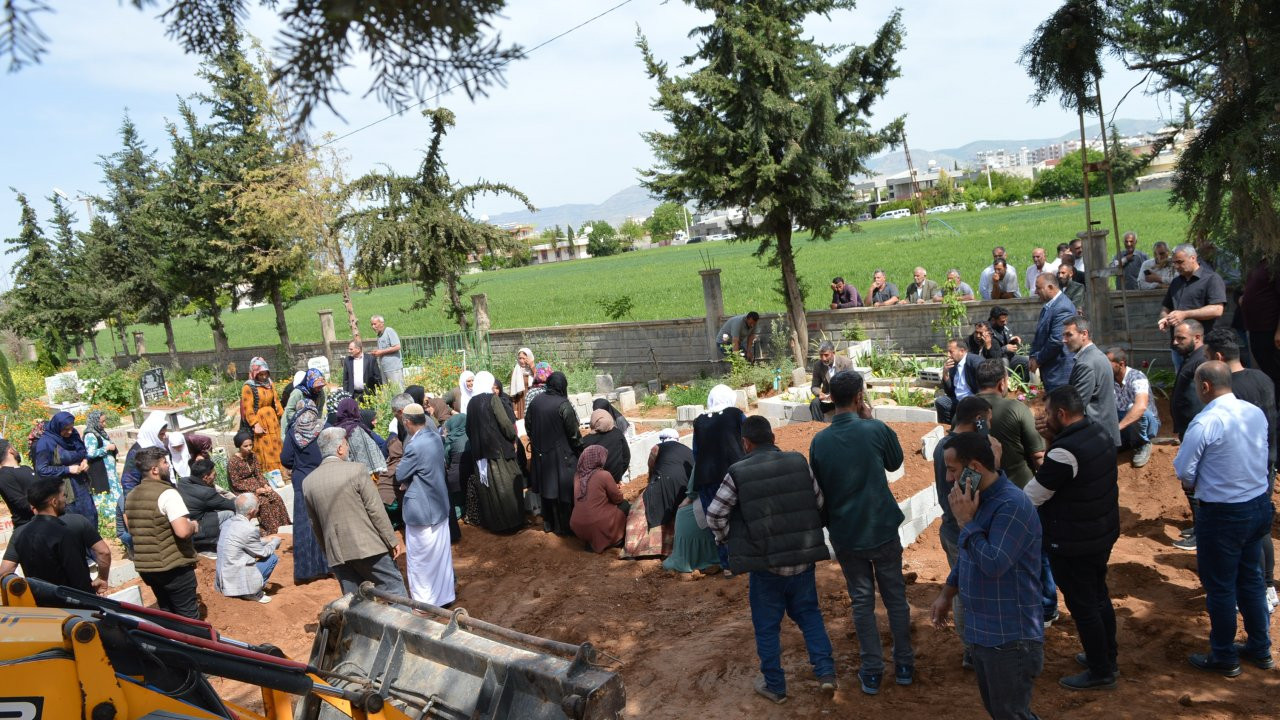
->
<box><xmin>1</xmin><ymin>248</ymin><xmax>1278</xmax><ymax>718</ymax></box>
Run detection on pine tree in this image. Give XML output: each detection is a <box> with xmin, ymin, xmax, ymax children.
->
<box><xmin>45</xmin><ymin>195</ymin><xmax>98</xmax><ymax>356</ymax></box>
<box><xmin>1</xmin><ymin>191</ymin><xmax>70</xmax><ymax>367</ymax></box>
<box><xmin>638</xmin><ymin>1</ymin><xmax>905</xmax><ymax>365</ymax></box>
<box><xmin>344</xmin><ymin>108</ymin><xmax>533</xmax><ymax>332</ymax></box>
<box><xmin>97</xmin><ymin>114</ymin><xmax>179</xmax><ymax>363</ymax></box>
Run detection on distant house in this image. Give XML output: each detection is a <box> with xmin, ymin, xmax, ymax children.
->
<box><xmin>529</xmin><ymin>237</ymin><xmax>591</xmax><ymax>265</ymax></box>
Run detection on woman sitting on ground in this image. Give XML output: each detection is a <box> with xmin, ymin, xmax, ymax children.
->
<box><xmin>592</xmin><ymin>397</ymin><xmax>632</xmax><ymax>439</ymax></box>
<box><xmin>570</xmin><ymin>445</ymin><xmax>628</xmax><ymax>553</ymax></box>
<box><xmin>581</xmin><ymin>409</ymin><xmax>630</xmax><ymax>484</ymax></box>
<box><xmin>227</xmin><ymin>430</ymin><xmax>291</xmax><ymax>535</ymax></box>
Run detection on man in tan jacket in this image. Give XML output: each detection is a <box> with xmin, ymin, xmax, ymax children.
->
<box><xmin>303</xmin><ymin>427</ymin><xmax>406</xmax><ymax>596</ymax></box>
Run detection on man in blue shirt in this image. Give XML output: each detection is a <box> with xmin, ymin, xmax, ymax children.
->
<box><xmin>932</xmin><ymin>432</ymin><xmax>1044</xmax><ymax>720</ymax></box>
<box><xmin>1174</xmin><ymin>361</ymin><xmax>1274</xmax><ymax>675</ymax></box>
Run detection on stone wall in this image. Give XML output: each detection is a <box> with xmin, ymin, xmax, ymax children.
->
<box><xmin>91</xmin><ymin>287</ymin><xmax>1187</xmax><ymax>386</ymax></box>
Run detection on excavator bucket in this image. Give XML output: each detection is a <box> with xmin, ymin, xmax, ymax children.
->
<box><xmin>300</xmin><ymin>585</ymin><xmax>626</xmax><ymax>720</ymax></box>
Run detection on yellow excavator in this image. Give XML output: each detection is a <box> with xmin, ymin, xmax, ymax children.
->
<box><xmin>0</xmin><ymin>574</ymin><xmax>624</xmax><ymax>720</ymax></box>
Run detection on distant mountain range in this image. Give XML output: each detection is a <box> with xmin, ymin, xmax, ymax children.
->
<box><xmin>489</xmin><ymin>118</ymin><xmax>1167</xmax><ymax>231</ymax></box>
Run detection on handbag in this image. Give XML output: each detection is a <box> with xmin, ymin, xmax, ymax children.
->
<box><xmin>54</xmin><ymin>446</ymin><xmax>76</xmax><ymax>505</ymax></box>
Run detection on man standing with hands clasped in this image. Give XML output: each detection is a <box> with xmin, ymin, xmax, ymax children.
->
<box><xmin>932</xmin><ymin>432</ymin><xmax>1045</xmax><ymax>720</ymax></box>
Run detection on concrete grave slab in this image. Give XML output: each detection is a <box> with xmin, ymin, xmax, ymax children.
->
<box><xmin>873</xmin><ymin>405</ymin><xmax>938</xmax><ymax>423</ymax></box>
<box><xmin>616</xmin><ymin>387</ymin><xmax>637</xmax><ymax>412</ymax></box>
<box><xmin>921</xmin><ymin>425</ymin><xmax>947</xmax><ymax>462</ymax></box>
<box><xmin>791</xmin><ymin>367</ymin><xmax>809</xmax><ymax>388</ymax></box>
<box><xmin>596</xmin><ymin>374</ymin><xmax>615</xmax><ymax>394</ymax></box>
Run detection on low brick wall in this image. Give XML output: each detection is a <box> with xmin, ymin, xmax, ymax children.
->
<box><xmin>88</xmin><ymin>288</ymin><xmax>1190</xmax><ymax>386</ymax></box>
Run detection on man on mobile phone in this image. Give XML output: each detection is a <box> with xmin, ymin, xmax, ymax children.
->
<box><xmin>933</xmin><ymin>432</ymin><xmax>1044</xmax><ymax>720</ymax></box>
<box><xmin>932</xmin><ymin>396</ymin><xmax>997</xmax><ymax>670</ymax></box>
<box><xmin>1025</xmin><ymin>386</ymin><xmax>1121</xmax><ymax>690</ymax></box>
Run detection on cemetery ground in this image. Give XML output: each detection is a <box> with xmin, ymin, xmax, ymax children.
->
<box><xmin>144</xmin><ymin>418</ymin><xmax>1276</xmax><ymax>720</ymax></box>
<box><xmin>110</xmin><ymin>190</ymin><xmax>1188</xmax><ymax>352</ymax></box>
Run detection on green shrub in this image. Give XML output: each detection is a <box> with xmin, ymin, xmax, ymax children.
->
<box><xmin>85</xmin><ymin>370</ymin><xmax>138</xmax><ymax>409</ymax></box>
<box><xmin>665</xmin><ymin>378</ymin><xmax>718</xmax><ymax>408</ymax></box>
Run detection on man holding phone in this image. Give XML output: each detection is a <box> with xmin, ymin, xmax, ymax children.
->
<box><xmin>932</xmin><ymin>432</ymin><xmax>1044</xmax><ymax>720</ymax></box>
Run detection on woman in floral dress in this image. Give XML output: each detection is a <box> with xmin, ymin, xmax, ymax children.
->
<box><xmin>227</xmin><ymin>430</ymin><xmax>290</xmax><ymax>535</ymax></box>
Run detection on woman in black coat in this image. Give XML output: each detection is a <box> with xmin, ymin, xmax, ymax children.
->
<box><xmin>524</xmin><ymin>372</ymin><xmax>583</xmax><ymax>534</ymax></box>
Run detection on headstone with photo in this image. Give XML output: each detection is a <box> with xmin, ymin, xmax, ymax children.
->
<box><xmin>139</xmin><ymin>367</ymin><xmax>169</xmax><ymax>406</ymax></box>
<box><xmin>307</xmin><ymin>355</ymin><xmax>331</xmax><ymax>379</ymax></box>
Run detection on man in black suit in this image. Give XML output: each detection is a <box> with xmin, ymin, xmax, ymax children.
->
<box><xmin>343</xmin><ymin>340</ymin><xmax>382</xmax><ymax>404</ymax></box>
<box><xmin>809</xmin><ymin>341</ymin><xmax>853</xmax><ymax>421</ymax></box>
<box><xmin>936</xmin><ymin>338</ymin><xmax>981</xmax><ymax>425</ymax></box>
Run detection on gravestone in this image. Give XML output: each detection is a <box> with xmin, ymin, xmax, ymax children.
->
<box><xmin>596</xmin><ymin>374</ymin><xmax>615</xmax><ymax>394</ymax></box>
<box><xmin>139</xmin><ymin>368</ymin><xmax>169</xmax><ymax>406</ymax></box>
<box><xmin>791</xmin><ymin>367</ymin><xmax>808</xmax><ymax>389</ymax></box>
<box><xmin>307</xmin><ymin>355</ymin><xmax>331</xmax><ymax>378</ymax></box>
<box><xmin>44</xmin><ymin>371</ymin><xmax>82</xmax><ymax>403</ymax></box>
<box><xmin>616</xmin><ymin>387</ymin><xmax>637</xmax><ymax>412</ymax></box>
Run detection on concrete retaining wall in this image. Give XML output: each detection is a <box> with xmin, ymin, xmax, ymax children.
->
<box><xmin>83</xmin><ymin>288</ymin><xmax>1180</xmax><ymax>386</ymax></box>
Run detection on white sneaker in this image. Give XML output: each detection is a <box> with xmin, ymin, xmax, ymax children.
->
<box><xmin>1267</xmin><ymin>586</ymin><xmax>1278</xmax><ymax>615</ymax></box>
<box><xmin>257</xmin><ymin>593</ymin><xmax>272</xmax><ymax>604</ymax></box>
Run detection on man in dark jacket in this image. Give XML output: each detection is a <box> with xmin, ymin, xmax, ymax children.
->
<box><xmin>936</xmin><ymin>338</ymin><xmax>981</xmax><ymax>425</ymax></box>
<box><xmin>1030</xmin><ymin>274</ymin><xmax>1078</xmax><ymax>391</ymax></box>
<box><xmin>176</xmin><ymin>458</ymin><xmax>236</xmax><ymax>554</ymax></box>
<box><xmin>706</xmin><ymin>415</ymin><xmax>835</xmax><ymax>704</ymax></box>
<box><xmin>1025</xmin><ymin>386</ymin><xmax>1120</xmax><ymax>690</ymax></box>
<box><xmin>1171</xmin><ymin>319</ymin><xmax>1207</xmax><ymax>551</ymax></box>
<box><xmin>810</xmin><ymin>371</ymin><xmax>911</xmax><ymax>695</ymax></box>
<box><xmin>1062</xmin><ymin>317</ymin><xmax>1121</xmax><ymax>447</ymax></box>
<box><xmin>342</xmin><ymin>340</ymin><xmax>382</xmax><ymax>404</ymax></box>
<box><xmin>809</xmin><ymin>341</ymin><xmax>853</xmax><ymax>421</ymax></box>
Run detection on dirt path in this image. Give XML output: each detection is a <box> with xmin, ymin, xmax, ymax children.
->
<box><xmin>182</xmin><ymin>421</ymin><xmax>1278</xmax><ymax>719</ymax></box>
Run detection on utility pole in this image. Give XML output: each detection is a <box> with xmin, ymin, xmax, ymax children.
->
<box><xmin>902</xmin><ymin>129</ymin><xmax>927</xmax><ymax>234</ymax></box>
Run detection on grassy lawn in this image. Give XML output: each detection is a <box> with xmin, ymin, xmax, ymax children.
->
<box><xmin>107</xmin><ymin>190</ymin><xmax>1189</xmax><ymax>353</ymax></box>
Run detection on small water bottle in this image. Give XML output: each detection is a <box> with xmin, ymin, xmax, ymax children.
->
<box><xmin>773</xmin><ymin>368</ymin><xmax>782</xmax><ymax>391</ymax></box>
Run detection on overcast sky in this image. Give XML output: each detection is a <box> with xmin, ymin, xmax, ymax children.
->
<box><xmin>1</xmin><ymin>0</ymin><xmax>1179</xmax><ymax>285</ymax></box>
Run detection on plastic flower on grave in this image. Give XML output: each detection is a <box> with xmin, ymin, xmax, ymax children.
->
<box><xmin>1017</xmin><ymin>393</ymin><xmax>1027</xmax><ymax>402</ymax></box>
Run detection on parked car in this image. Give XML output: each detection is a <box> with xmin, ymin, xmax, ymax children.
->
<box><xmin>707</xmin><ymin>233</ymin><xmax>735</xmax><ymax>241</ymax></box>
<box><xmin>877</xmin><ymin>208</ymin><xmax>911</xmax><ymax>220</ymax></box>
<box><xmin>855</xmin><ymin>213</ymin><xmax>873</xmax><ymax>222</ymax></box>
<box><xmin>687</xmin><ymin>235</ymin><xmax>706</xmax><ymax>244</ymax></box>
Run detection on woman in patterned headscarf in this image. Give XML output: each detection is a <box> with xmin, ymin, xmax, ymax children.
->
<box><xmin>83</xmin><ymin>410</ymin><xmax>121</xmax><ymax>514</ymax></box>
<box><xmin>281</xmin><ymin>392</ymin><xmax>329</xmax><ymax>582</ymax></box>
<box><xmin>522</xmin><ymin>362</ymin><xmax>554</xmax><ymax>409</ymax></box>
<box><xmin>240</xmin><ymin>356</ymin><xmax>284</xmax><ymax>472</ymax></box>
<box><xmin>569</xmin><ymin>445</ymin><xmax>627</xmax><ymax>553</ymax></box>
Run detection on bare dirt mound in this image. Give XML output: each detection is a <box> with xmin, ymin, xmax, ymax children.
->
<box><xmin>164</xmin><ymin>420</ymin><xmax>1276</xmax><ymax>719</ymax></box>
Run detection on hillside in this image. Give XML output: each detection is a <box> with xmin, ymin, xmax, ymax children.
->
<box><xmin>106</xmin><ymin>190</ymin><xmax>1188</xmax><ymax>354</ymax></box>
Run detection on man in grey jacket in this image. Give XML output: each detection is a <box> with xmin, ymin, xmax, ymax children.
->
<box><xmin>397</xmin><ymin>403</ymin><xmax>455</xmax><ymax>607</ymax></box>
<box><xmin>303</xmin><ymin>427</ymin><xmax>406</xmax><ymax>596</ymax></box>
<box><xmin>215</xmin><ymin>493</ymin><xmax>281</xmax><ymax>603</ymax></box>
<box><xmin>1061</xmin><ymin>317</ymin><xmax>1121</xmax><ymax>447</ymax></box>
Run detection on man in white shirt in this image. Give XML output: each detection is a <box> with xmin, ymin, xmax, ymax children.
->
<box><xmin>1106</xmin><ymin>348</ymin><xmax>1158</xmax><ymax>467</ymax></box>
<box><xmin>343</xmin><ymin>340</ymin><xmax>381</xmax><ymax>404</ymax></box>
<box><xmin>1025</xmin><ymin>247</ymin><xmax>1050</xmax><ymax>296</ymax></box>
<box><xmin>1044</xmin><ymin>242</ymin><xmax>1070</xmax><ymax>275</ymax></box>
<box><xmin>1138</xmin><ymin>242</ymin><xmax>1176</xmax><ymax>290</ymax></box>
<box><xmin>1174</xmin><ymin>361</ymin><xmax>1274</xmax><ymax>676</ymax></box>
<box><xmin>979</xmin><ymin>247</ymin><xmax>1020</xmax><ymax>300</ymax></box>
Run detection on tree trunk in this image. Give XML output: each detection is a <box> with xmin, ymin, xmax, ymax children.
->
<box><xmin>330</xmin><ymin>235</ymin><xmax>361</xmax><ymax>342</ymax></box>
<box><xmin>776</xmin><ymin>228</ymin><xmax>809</xmax><ymax>367</ymax></box>
<box><xmin>447</xmin><ymin>274</ymin><xmax>469</xmax><ymax>333</ymax></box>
<box><xmin>163</xmin><ymin>315</ymin><xmax>179</xmax><ymax>368</ymax></box>
<box><xmin>208</xmin><ymin>303</ymin><xmax>231</xmax><ymax>359</ymax></box>
<box><xmin>88</xmin><ymin>335</ymin><xmax>100</xmax><ymax>362</ymax></box>
<box><xmin>269</xmin><ymin>284</ymin><xmax>292</xmax><ymax>354</ymax></box>
<box><xmin>115</xmin><ymin>317</ymin><xmax>130</xmax><ymax>358</ymax></box>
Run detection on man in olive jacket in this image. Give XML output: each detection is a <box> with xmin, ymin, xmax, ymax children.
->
<box><xmin>124</xmin><ymin>447</ymin><xmax>200</xmax><ymax>618</ymax></box>
<box><xmin>809</xmin><ymin>371</ymin><xmax>911</xmax><ymax>695</ymax></box>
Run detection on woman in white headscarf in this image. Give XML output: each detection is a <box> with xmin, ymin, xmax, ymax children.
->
<box><xmin>455</xmin><ymin>370</ymin><xmax>476</xmax><ymax>413</ymax></box>
<box><xmin>463</xmin><ymin>371</ymin><xmax>525</xmax><ymax>533</ymax></box>
<box><xmin>508</xmin><ymin>348</ymin><xmax>535</xmax><ymax>419</ymax></box>
<box><xmin>168</xmin><ymin>432</ymin><xmax>194</xmax><ymax>478</ymax></box>
<box><xmin>690</xmin><ymin>384</ymin><xmax>744</xmax><ymax>570</ymax></box>
<box><xmin>115</xmin><ymin>410</ymin><xmax>171</xmax><ymax>551</ymax></box>
<box><xmin>283</xmin><ymin>370</ymin><xmax>307</xmax><ymax>426</ymax></box>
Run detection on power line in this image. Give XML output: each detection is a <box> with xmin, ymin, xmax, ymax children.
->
<box><xmin>316</xmin><ymin>0</ymin><xmax>640</xmax><ymax>150</ymax></box>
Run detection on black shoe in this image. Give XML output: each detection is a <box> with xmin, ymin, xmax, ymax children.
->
<box><xmin>961</xmin><ymin>649</ymin><xmax>974</xmax><ymax>671</ymax></box>
<box><xmin>818</xmin><ymin>676</ymin><xmax>838</xmax><ymax>697</ymax></box>
<box><xmin>1172</xmin><ymin>534</ymin><xmax>1197</xmax><ymax>551</ymax></box>
<box><xmin>1043</xmin><ymin>609</ymin><xmax>1060</xmax><ymax>627</ymax></box>
<box><xmin>894</xmin><ymin>663</ymin><xmax>914</xmax><ymax>686</ymax></box>
<box><xmin>1179</xmin><ymin>526</ymin><xmax>1195</xmax><ymax>538</ymax></box>
<box><xmin>859</xmin><ymin>671</ymin><xmax>882</xmax><ymax>695</ymax></box>
<box><xmin>1188</xmin><ymin>653</ymin><xmax>1242</xmax><ymax>677</ymax></box>
<box><xmin>753</xmin><ymin>677</ymin><xmax>786</xmax><ymax>704</ymax></box>
<box><xmin>1059</xmin><ymin>670</ymin><xmax>1117</xmax><ymax>690</ymax></box>
<box><xmin>1233</xmin><ymin>644</ymin><xmax>1275</xmax><ymax>670</ymax></box>
<box><xmin>1074</xmin><ymin>652</ymin><xmax>1120</xmax><ymax>676</ymax></box>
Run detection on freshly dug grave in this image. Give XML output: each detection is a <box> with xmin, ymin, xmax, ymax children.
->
<box><xmin>174</xmin><ymin>419</ymin><xmax>1277</xmax><ymax>719</ymax></box>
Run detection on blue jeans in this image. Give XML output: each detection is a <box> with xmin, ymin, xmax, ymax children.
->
<box><xmin>1195</xmin><ymin>493</ymin><xmax>1274</xmax><ymax>662</ymax></box>
<box><xmin>1041</xmin><ymin>552</ymin><xmax>1058</xmax><ymax>618</ymax></box>
<box><xmin>971</xmin><ymin>640</ymin><xmax>1043</xmax><ymax>720</ymax></box>
<box><xmin>834</xmin><ymin>539</ymin><xmax>914</xmax><ymax>674</ymax></box>
<box><xmin>749</xmin><ymin>567</ymin><xmax>835</xmax><ymax>695</ymax></box>
<box><xmin>257</xmin><ymin>554</ymin><xmax>279</xmax><ymax>584</ymax></box>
